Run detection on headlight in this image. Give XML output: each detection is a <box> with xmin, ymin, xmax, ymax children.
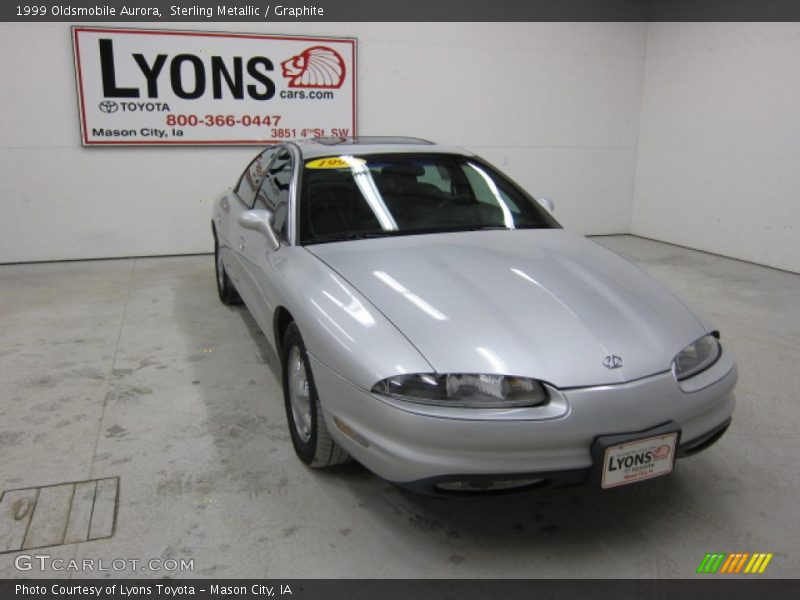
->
<box><xmin>673</xmin><ymin>334</ymin><xmax>721</xmax><ymax>381</ymax></box>
<box><xmin>370</xmin><ymin>373</ymin><xmax>548</xmax><ymax>408</ymax></box>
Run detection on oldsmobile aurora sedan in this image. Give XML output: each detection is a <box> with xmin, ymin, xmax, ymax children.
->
<box><xmin>211</xmin><ymin>137</ymin><xmax>737</xmax><ymax>494</ymax></box>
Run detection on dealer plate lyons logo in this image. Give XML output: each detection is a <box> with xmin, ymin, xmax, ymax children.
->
<box><xmin>696</xmin><ymin>552</ymin><xmax>774</xmax><ymax>574</ymax></box>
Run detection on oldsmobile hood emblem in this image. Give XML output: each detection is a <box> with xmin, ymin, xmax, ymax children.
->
<box><xmin>603</xmin><ymin>355</ymin><xmax>623</xmax><ymax>369</ymax></box>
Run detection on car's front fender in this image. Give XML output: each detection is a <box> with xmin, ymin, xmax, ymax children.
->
<box><xmin>271</xmin><ymin>247</ymin><xmax>434</xmax><ymax>391</ymax></box>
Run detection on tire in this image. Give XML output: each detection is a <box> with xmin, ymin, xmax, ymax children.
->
<box><xmin>214</xmin><ymin>241</ymin><xmax>241</xmax><ymax>305</ymax></box>
<box><xmin>281</xmin><ymin>322</ymin><xmax>350</xmax><ymax>468</ymax></box>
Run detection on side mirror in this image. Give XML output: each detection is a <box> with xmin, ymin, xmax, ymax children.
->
<box><xmin>536</xmin><ymin>196</ymin><xmax>555</xmax><ymax>213</ymax></box>
<box><xmin>238</xmin><ymin>209</ymin><xmax>280</xmax><ymax>251</ymax></box>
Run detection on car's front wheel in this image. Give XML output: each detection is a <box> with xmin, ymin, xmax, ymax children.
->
<box><xmin>281</xmin><ymin>322</ymin><xmax>349</xmax><ymax>468</ymax></box>
<box><xmin>214</xmin><ymin>241</ymin><xmax>241</xmax><ymax>305</ymax></box>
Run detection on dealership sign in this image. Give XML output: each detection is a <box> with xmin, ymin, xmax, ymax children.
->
<box><xmin>72</xmin><ymin>27</ymin><xmax>357</xmax><ymax>145</ymax></box>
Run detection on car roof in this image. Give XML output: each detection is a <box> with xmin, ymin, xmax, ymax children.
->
<box><xmin>292</xmin><ymin>136</ymin><xmax>475</xmax><ymax>160</ymax></box>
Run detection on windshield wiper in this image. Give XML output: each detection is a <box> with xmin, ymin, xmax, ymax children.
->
<box><xmin>512</xmin><ymin>223</ymin><xmax>549</xmax><ymax>230</ymax></box>
<box><xmin>456</xmin><ymin>225</ymin><xmax>509</xmax><ymax>231</ymax></box>
<box><xmin>305</xmin><ymin>225</ymin><xmax>515</xmax><ymax>245</ymax></box>
<box><xmin>306</xmin><ymin>232</ymin><xmax>395</xmax><ymax>244</ymax></box>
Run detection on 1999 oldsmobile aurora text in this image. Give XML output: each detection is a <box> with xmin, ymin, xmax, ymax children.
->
<box><xmin>41</xmin><ymin>5</ymin><xmax>325</xmax><ymax>18</ymax></box>
<box><xmin>212</xmin><ymin>137</ymin><xmax>737</xmax><ymax>495</ymax></box>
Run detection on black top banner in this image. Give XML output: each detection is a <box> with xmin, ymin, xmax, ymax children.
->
<box><xmin>4</xmin><ymin>0</ymin><xmax>800</xmax><ymax>22</ymax></box>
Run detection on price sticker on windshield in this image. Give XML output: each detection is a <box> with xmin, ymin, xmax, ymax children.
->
<box><xmin>305</xmin><ymin>157</ymin><xmax>366</xmax><ymax>169</ymax></box>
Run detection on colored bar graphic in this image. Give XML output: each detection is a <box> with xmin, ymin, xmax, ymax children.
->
<box><xmin>745</xmin><ymin>554</ymin><xmax>761</xmax><ymax>573</ymax></box>
<box><xmin>696</xmin><ymin>554</ymin><xmax>713</xmax><ymax>573</ymax></box>
<box><xmin>700</xmin><ymin>552</ymin><xmax>774</xmax><ymax>575</ymax></box>
<box><xmin>720</xmin><ymin>553</ymin><xmax>750</xmax><ymax>573</ymax></box>
<box><xmin>758</xmin><ymin>554</ymin><xmax>773</xmax><ymax>573</ymax></box>
<box><xmin>744</xmin><ymin>553</ymin><xmax>774</xmax><ymax>574</ymax></box>
<box><xmin>720</xmin><ymin>553</ymin><xmax>737</xmax><ymax>573</ymax></box>
<box><xmin>734</xmin><ymin>553</ymin><xmax>749</xmax><ymax>573</ymax></box>
<box><xmin>697</xmin><ymin>553</ymin><xmax>727</xmax><ymax>573</ymax></box>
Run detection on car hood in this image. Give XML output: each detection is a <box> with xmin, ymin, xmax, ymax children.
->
<box><xmin>306</xmin><ymin>230</ymin><xmax>707</xmax><ymax>388</ymax></box>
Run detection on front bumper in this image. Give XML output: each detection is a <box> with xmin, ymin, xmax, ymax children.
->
<box><xmin>400</xmin><ymin>418</ymin><xmax>732</xmax><ymax>495</ymax></box>
<box><xmin>309</xmin><ymin>350</ymin><xmax>737</xmax><ymax>489</ymax></box>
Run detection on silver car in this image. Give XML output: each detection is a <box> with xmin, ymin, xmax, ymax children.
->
<box><xmin>211</xmin><ymin>137</ymin><xmax>737</xmax><ymax>494</ymax></box>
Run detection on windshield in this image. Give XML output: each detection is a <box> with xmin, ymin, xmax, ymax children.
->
<box><xmin>298</xmin><ymin>153</ymin><xmax>559</xmax><ymax>244</ymax></box>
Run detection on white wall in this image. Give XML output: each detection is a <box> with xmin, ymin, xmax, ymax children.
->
<box><xmin>0</xmin><ymin>22</ymin><xmax>646</xmax><ymax>263</ymax></box>
<box><xmin>632</xmin><ymin>23</ymin><xmax>800</xmax><ymax>273</ymax></box>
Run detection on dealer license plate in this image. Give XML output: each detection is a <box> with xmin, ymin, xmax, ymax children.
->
<box><xmin>601</xmin><ymin>432</ymin><xmax>678</xmax><ymax>489</ymax></box>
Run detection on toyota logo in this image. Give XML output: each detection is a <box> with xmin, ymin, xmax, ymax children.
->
<box><xmin>603</xmin><ymin>354</ymin><xmax>623</xmax><ymax>369</ymax></box>
<box><xmin>98</xmin><ymin>100</ymin><xmax>118</xmax><ymax>113</ymax></box>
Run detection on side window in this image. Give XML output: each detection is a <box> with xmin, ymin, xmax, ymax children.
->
<box><xmin>254</xmin><ymin>149</ymin><xmax>294</xmax><ymax>241</ymax></box>
<box><xmin>235</xmin><ymin>148</ymin><xmax>278</xmax><ymax>208</ymax></box>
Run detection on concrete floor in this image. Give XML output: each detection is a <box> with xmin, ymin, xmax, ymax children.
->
<box><xmin>0</xmin><ymin>235</ymin><xmax>798</xmax><ymax>578</ymax></box>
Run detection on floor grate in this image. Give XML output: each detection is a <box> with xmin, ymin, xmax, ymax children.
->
<box><xmin>0</xmin><ymin>477</ymin><xmax>119</xmax><ymax>553</ymax></box>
